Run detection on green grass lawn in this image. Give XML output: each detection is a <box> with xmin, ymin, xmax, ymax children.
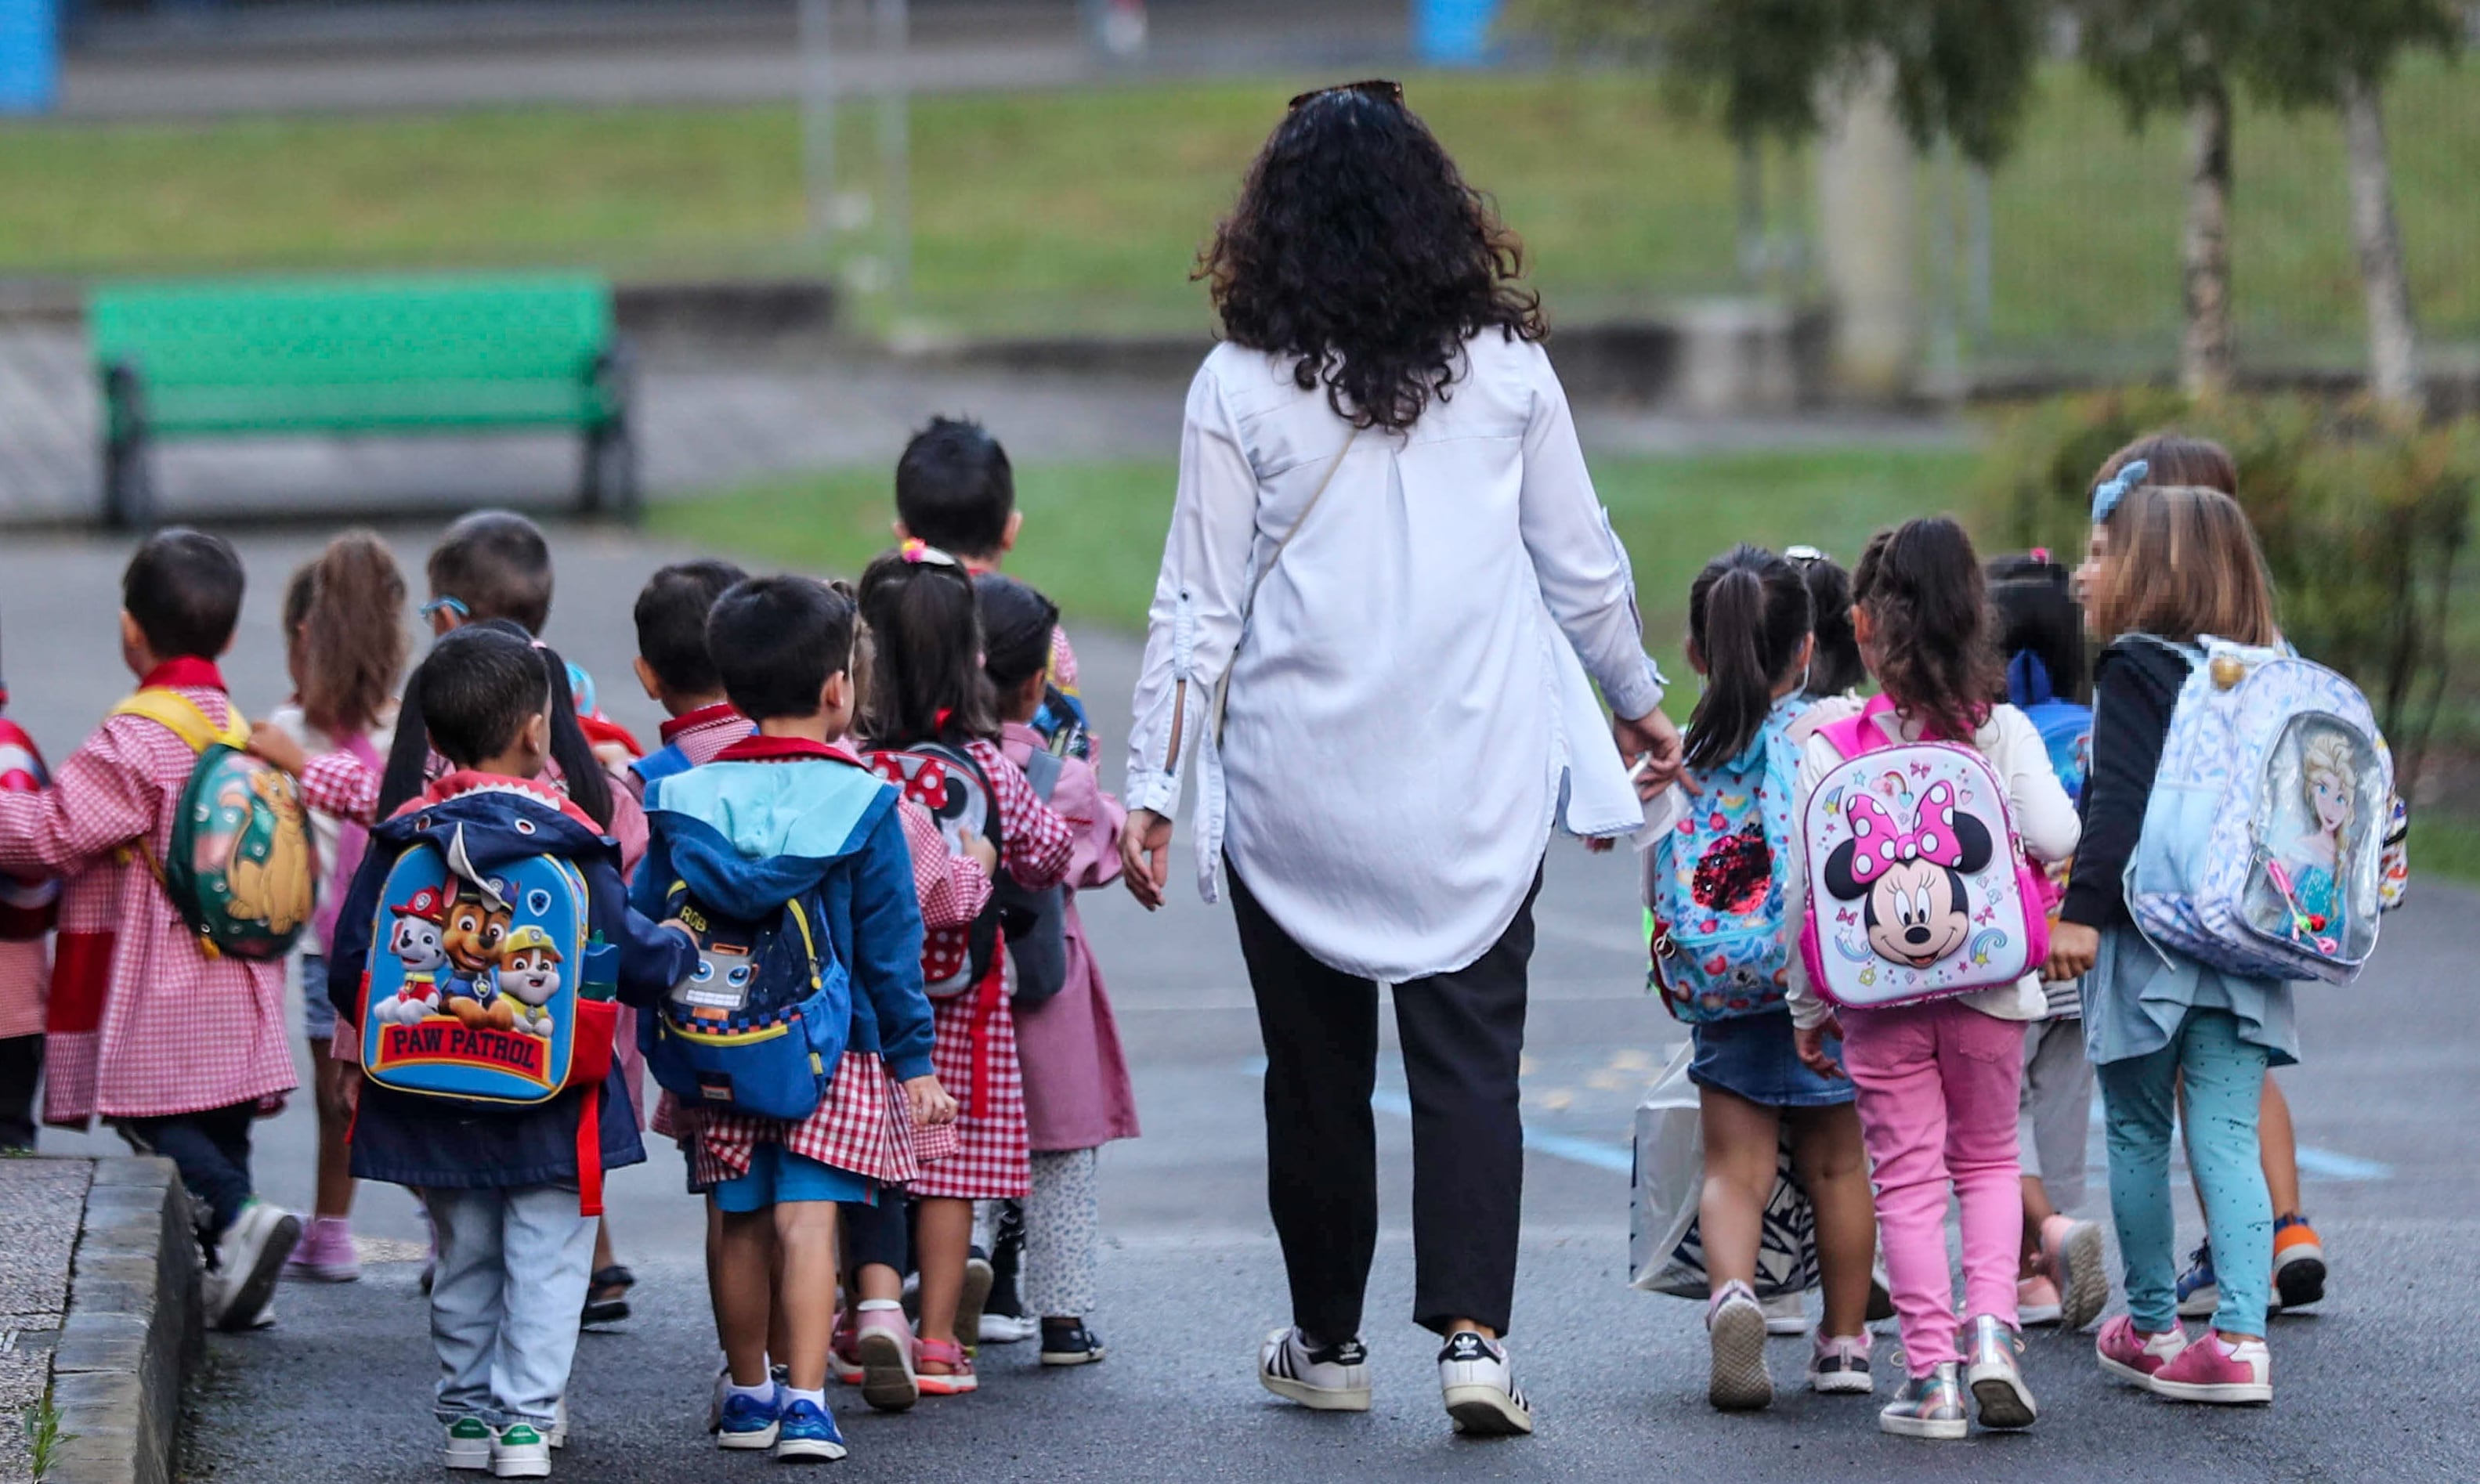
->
<box><xmin>649</xmin><ymin>445</ymin><xmax>1981</xmax><ymax>673</ymax></box>
<box><xmin>0</xmin><ymin>63</ymin><xmax>2471</xmax><ymax>349</ymax></box>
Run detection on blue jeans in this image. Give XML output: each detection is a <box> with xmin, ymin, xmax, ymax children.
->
<box><xmin>423</xmin><ymin>1184</ymin><xmax>597</xmax><ymax>1427</ymax></box>
<box><xmin>119</xmin><ymin>1101</ymin><xmax>256</xmax><ymax>1238</ymax></box>
<box><xmin>2095</xmin><ymin>1008</ymin><xmax>2272</xmax><ymax>1335</ymax></box>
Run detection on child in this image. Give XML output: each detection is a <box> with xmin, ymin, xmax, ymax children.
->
<box><xmin>892</xmin><ymin>417</ymin><xmax>1092</xmax><ymax>750</ymax></box>
<box><xmin>0</xmin><ymin>530</ymin><xmax>299</xmax><ymax>1328</ymax></box>
<box><xmin>975</xmin><ymin>574</ymin><xmax>1137</xmax><ymax>1367</ymax></box>
<box><xmin>266</xmin><ymin>511</ymin><xmax>653</xmax><ymax>1320</ymax></box>
<box><xmin>1785</xmin><ymin>544</ymin><xmax>1867</xmax><ymax>702</ymax></box>
<box><xmin>626</xmin><ymin>560</ymin><xmax>755</xmax><ymax>797</ymax></box>
<box><xmin>0</xmin><ymin>619</ymin><xmax>57</xmax><ymax>1152</ymax></box>
<box><xmin>1643</xmin><ymin>547</ymin><xmax>1878</xmax><ymax>1411</ymax></box>
<box><xmin>857</xmin><ymin>543</ymin><xmax>1073</xmax><ymax>1395</ymax></box>
<box><xmin>1788</xmin><ymin>518</ymin><xmax>2081</xmax><ymax>1440</ymax></box>
<box><xmin>2049</xmin><ymin>464</ymin><xmax>2296</xmax><ymax>1405</ymax></box>
<box><xmin>267</xmin><ymin>532</ymin><xmax>409</xmax><ymax>1284</ymax></box>
<box><xmin>638</xmin><ymin>575</ymin><xmax>957</xmax><ymax>1461</ymax></box>
<box><xmin>1984</xmin><ymin>551</ymin><xmax>2109</xmax><ymax>1333</ymax></box>
<box><xmin>327</xmin><ymin>624</ymin><xmax>697</xmax><ymax>1479</ymax></box>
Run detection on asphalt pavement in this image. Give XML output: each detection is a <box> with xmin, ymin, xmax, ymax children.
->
<box><xmin>2</xmin><ymin>523</ymin><xmax>2472</xmax><ymax>1482</ymax></box>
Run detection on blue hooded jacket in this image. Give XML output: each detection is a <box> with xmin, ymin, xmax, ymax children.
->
<box><xmin>634</xmin><ymin>748</ymin><xmax>935</xmax><ymax>1083</ymax></box>
<box><xmin>328</xmin><ymin>776</ymin><xmax>699</xmax><ymax>1190</ymax></box>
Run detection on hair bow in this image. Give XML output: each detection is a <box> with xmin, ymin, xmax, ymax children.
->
<box><xmin>1843</xmin><ymin>782</ymin><xmax>1965</xmax><ymax>884</ymax></box>
<box><xmin>2090</xmin><ymin>459</ymin><xmax>2148</xmax><ymax>525</ymax></box>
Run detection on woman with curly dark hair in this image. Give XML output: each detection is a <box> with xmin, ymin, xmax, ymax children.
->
<box><xmin>1119</xmin><ymin>80</ymin><xmax>1682</xmax><ymax>1439</ymax></box>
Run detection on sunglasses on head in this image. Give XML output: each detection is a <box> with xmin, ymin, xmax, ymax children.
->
<box><xmin>1288</xmin><ymin>78</ymin><xmax>1404</xmax><ymax>112</ymax></box>
<box><xmin>1784</xmin><ymin>544</ymin><xmax>1828</xmax><ymax>568</ymax></box>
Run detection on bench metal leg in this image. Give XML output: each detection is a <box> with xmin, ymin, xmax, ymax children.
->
<box><xmin>103</xmin><ymin>432</ymin><xmax>153</xmax><ymax>531</ymax></box>
<box><xmin>580</xmin><ymin>421</ymin><xmax>640</xmax><ymax>522</ymax></box>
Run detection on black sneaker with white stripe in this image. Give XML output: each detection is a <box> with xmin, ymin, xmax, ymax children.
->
<box><xmin>1258</xmin><ymin>1327</ymin><xmax>1371</xmax><ymax>1411</ymax></box>
<box><xmin>1437</xmin><ymin>1330</ymin><xmax>1533</xmax><ymax>1437</ymax></box>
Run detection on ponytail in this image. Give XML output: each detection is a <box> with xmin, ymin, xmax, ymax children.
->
<box><xmin>1682</xmin><ymin>545</ymin><xmax>1813</xmax><ymax>772</ymax></box>
<box><xmin>287</xmin><ymin>529</ymin><xmax>410</xmax><ymax>737</ymax></box>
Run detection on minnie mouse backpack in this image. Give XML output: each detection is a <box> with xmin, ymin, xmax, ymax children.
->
<box><xmin>866</xmin><ymin>741</ymin><xmax>1004</xmax><ymax>998</ymax></box>
<box><xmin>1797</xmin><ymin>696</ymin><xmax>2050</xmax><ymax>1009</ymax></box>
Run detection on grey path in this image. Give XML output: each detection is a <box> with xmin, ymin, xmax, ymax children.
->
<box><xmin>59</xmin><ymin>0</ymin><xmax>1412</xmax><ymax>121</ymax></box>
<box><xmin>0</xmin><ymin>525</ymin><xmax>2466</xmax><ymax>1480</ymax></box>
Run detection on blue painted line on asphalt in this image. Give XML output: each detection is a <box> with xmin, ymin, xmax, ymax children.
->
<box><xmin>2082</xmin><ymin>1101</ymin><xmax>2392</xmax><ymax>1181</ymax></box>
<box><xmin>1238</xmin><ymin>1058</ymin><xmax>1633</xmax><ymax>1175</ymax></box>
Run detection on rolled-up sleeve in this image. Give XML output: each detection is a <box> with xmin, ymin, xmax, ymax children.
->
<box><xmin>1124</xmin><ymin>363</ymin><xmax>1260</xmax><ymax>821</ymax></box>
<box><xmin>1516</xmin><ymin>351</ymin><xmax>1666</xmax><ymax>722</ymax></box>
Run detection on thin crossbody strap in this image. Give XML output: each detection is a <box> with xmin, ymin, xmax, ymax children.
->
<box><xmin>1211</xmin><ymin>428</ymin><xmax>1361</xmax><ymax>746</ymax></box>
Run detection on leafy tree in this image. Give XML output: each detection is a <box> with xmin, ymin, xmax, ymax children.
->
<box><xmin>2234</xmin><ymin>0</ymin><xmax>2460</xmax><ymax>418</ymax></box>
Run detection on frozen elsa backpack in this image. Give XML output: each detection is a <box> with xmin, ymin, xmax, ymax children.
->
<box><xmin>2122</xmin><ymin>636</ymin><xmax>2390</xmax><ymax>984</ymax></box>
<box><xmin>1647</xmin><ymin>706</ymin><xmax>1801</xmax><ymax>1022</ymax></box>
<box><xmin>1797</xmin><ymin>696</ymin><xmax>2050</xmax><ymax>1009</ymax></box>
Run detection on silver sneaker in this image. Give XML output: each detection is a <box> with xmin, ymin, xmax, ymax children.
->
<box><xmin>1259</xmin><ymin>1327</ymin><xmax>1371</xmax><ymax>1412</ymax></box>
<box><xmin>1760</xmin><ymin>1291</ymin><xmax>1810</xmax><ymax>1335</ymax></box>
<box><xmin>1878</xmin><ymin>1362</ymin><xmax>1968</xmax><ymax>1440</ymax></box>
<box><xmin>1962</xmin><ymin>1313</ymin><xmax>2037</xmax><ymax>1428</ymax></box>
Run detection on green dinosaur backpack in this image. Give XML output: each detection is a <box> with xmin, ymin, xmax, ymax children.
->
<box><xmin>111</xmin><ymin>690</ymin><xmax>316</xmax><ymax>962</ymax></box>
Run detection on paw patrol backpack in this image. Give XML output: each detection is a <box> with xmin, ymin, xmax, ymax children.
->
<box><xmin>2123</xmin><ymin>636</ymin><xmax>2391</xmax><ymax>984</ymax></box>
<box><xmin>357</xmin><ymin>831</ymin><xmax>613</xmax><ymax>1109</ymax></box>
<box><xmin>110</xmin><ymin>690</ymin><xmax>316</xmax><ymax>962</ymax></box>
<box><xmin>1647</xmin><ymin>703</ymin><xmax>1802</xmax><ymax>1023</ymax></box>
<box><xmin>1797</xmin><ymin>696</ymin><xmax>2051</xmax><ymax>1009</ymax></box>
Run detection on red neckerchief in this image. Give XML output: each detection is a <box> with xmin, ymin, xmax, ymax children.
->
<box><xmin>712</xmin><ymin>735</ymin><xmax>866</xmax><ymax>767</ymax></box>
<box><xmin>139</xmin><ymin>656</ymin><xmax>226</xmax><ymax>691</ymax></box>
<box><xmin>660</xmin><ymin>702</ymin><xmax>747</xmax><ymax>746</ymax></box>
<box><xmin>394</xmin><ymin>768</ymin><xmax>608</xmax><ymax>834</ymax></box>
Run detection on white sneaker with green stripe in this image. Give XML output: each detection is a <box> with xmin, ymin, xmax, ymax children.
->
<box><xmin>440</xmin><ymin>1417</ymin><xmax>494</xmax><ymax>1471</ymax></box>
<box><xmin>490</xmin><ymin>1422</ymin><xmax>551</xmax><ymax>1479</ymax></box>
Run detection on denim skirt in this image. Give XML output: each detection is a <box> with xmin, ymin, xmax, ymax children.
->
<box><xmin>1688</xmin><ymin>1008</ymin><xmax>1854</xmax><ymax>1109</ymax></box>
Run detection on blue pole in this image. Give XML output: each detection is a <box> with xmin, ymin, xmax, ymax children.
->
<box><xmin>0</xmin><ymin>0</ymin><xmax>56</xmax><ymax>115</ymax></box>
<box><xmin>1412</xmin><ymin>0</ymin><xmax>1498</xmax><ymax>67</ymax></box>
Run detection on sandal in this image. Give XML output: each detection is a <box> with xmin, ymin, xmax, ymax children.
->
<box><xmin>582</xmin><ymin>1265</ymin><xmax>634</xmax><ymax>1327</ymax></box>
<box><xmin>913</xmin><ymin>1336</ymin><xmax>978</xmax><ymax>1396</ymax></box>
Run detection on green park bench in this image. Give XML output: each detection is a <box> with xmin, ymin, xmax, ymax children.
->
<box><xmin>90</xmin><ymin>276</ymin><xmax>638</xmax><ymax>529</ymax></box>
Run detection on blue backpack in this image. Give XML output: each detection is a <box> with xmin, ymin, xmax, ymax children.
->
<box><xmin>1647</xmin><ymin>704</ymin><xmax>1802</xmax><ymax>1022</ymax></box>
<box><xmin>2008</xmin><ymin>651</ymin><xmax>2091</xmax><ymax>804</ymax></box>
<box><xmin>645</xmin><ymin>878</ymin><xmax>851</xmax><ymax>1123</ymax></box>
<box><xmin>628</xmin><ymin>740</ymin><xmax>696</xmax><ymax>796</ymax></box>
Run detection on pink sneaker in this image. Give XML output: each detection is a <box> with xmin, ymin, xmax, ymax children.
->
<box><xmin>283</xmin><ymin>1216</ymin><xmax>360</xmax><ymax>1283</ymax></box>
<box><xmin>830</xmin><ymin>1312</ymin><xmax>864</xmax><ymax>1387</ymax></box>
<box><xmin>2094</xmin><ymin>1315</ymin><xmax>2189</xmax><ymax>1389</ymax></box>
<box><xmin>2149</xmin><ymin>1330</ymin><xmax>2271</xmax><ymax>1404</ymax></box>
<box><xmin>2016</xmin><ymin>1275</ymin><xmax>2063</xmax><ymax>1326</ymax></box>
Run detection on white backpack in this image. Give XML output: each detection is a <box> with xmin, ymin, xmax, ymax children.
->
<box><xmin>2123</xmin><ymin>636</ymin><xmax>2391</xmax><ymax>984</ymax></box>
<box><xmin>1797</xmin><ymin>696</ymin><xmax>2052</xmax><ymax>1009</ymax></box>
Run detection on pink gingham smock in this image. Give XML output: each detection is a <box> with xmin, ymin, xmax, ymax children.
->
<box><xmin>0</xmin><ymin>663</ymin><xmax>292</xmax><ymax>1122</ymax></box>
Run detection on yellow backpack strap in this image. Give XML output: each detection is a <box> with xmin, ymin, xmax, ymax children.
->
<box><xmin>109</xmin><ymin>689</ymin><xmax>248</xmax><ymax>753</ymax></box>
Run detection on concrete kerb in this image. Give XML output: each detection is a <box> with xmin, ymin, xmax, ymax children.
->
<box><xmin>45</xmin><ymin>1157</ymin><xmax>201</xmax><ymax>1484</ymax></box>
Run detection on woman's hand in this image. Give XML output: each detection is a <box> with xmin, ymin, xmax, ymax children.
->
<box><xmin>906</xmin><ymin>1074</ymin><xmax>959</xmax><ymax>1127</ymax></box>
<box><xmin>1614</xmin><ymin>710</ymin><xmax>1684</xmax><ymax>799</ymax></box>
<box><xmin>247</xmin><ymin>720</ymin><xmax>309</xmax><ymax>774</ymax></box>
<box><xmin>1794</xmin><ymin>1017</ymin><xmax>1846</xmax><ymax>1078</ymax></box>
<box><xmin>2045</xmin><ymin>921</ymin><xmax>2100</xmax><ymax>982</ymax></box>
<box><xmin>1120</xmin><ymin>809</ymin><xmax>1174</xmax><ymax>911</ymax></box>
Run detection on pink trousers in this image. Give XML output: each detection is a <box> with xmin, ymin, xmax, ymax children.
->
<box><xmin>1838</xmin><ymin>998</ymin><xmax>2026</xmax><ymax>1374</ymax></box>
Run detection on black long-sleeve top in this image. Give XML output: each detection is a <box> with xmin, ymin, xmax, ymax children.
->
<box><xmin>2059</xmin><ymin>638</ymin><xmax>2192</xmax><ymax>930</ymax></box>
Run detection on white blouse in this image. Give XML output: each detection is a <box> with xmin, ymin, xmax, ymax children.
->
<box><xmin>1124</xmin><ymin>333</ymin><xmax>1667</xmax><ymax>983</ymax></box>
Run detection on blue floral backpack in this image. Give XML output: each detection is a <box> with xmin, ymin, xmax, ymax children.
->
<box><xmin>1647</xmin><ymin>703</ymin><xmax>1803</xmax><ymax>1022</ymax></box>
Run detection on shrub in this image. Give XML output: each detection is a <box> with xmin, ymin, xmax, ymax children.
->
<box><xmin>1975</xmin><ymin>391</ymin><xmax>2478</xmax><ymax>793</ymax></box>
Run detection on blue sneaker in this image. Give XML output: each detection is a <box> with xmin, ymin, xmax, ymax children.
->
<box><xmin>717</xmin><ymin>1388</ymin><xmax>782</xmax><ymax>1450</ymax></box>
<box><xmin>772</xmin><ymin>1397</ymin><xmax>848</xmax><ymax>1463</ymax></box>
<box><xmin>2175</xmin><ymin>1241</ymin><xmax>2219</xmax><ymax>1320</ymax></box>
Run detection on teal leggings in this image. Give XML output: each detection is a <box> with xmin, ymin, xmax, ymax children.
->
<box><xmin>2095</xmin><ymin>1009</ymin><xmax>2272</xmax><ymax>1335</ymax></box>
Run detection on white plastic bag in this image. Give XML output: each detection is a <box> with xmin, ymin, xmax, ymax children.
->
<box><xmin>1628</xmin><ymin>1042</ymin><xmax>1822</xmax><ymax>1299</ymax></box>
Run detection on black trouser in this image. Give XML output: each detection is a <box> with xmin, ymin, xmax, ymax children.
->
<box><xmin>0</xmin><ymin>1034</ymin><xmax>41</xmax><ymax>1150</ymax></box>
<box><xmin>842</xmin><ymin>1193</ymin><xmax>909</xmax><ymax>1273</ymax></box>
<box><xmin>1231</xmin><ymin>863</ymin><xmax>1538</xmax><ymax>1341</ymax></box>
<box><xmin>118</xmin><ymin>1101</ymin><xmax>257</xmax><ymax>1240</ymax></box>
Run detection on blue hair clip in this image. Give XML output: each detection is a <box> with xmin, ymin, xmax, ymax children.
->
<box><xmin>2090</xmin><ymin>459</ymin><xmax>2148</xmax><ymax>525</ymax></box>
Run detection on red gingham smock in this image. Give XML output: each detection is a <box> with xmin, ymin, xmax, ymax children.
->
<box><xmin>0</xmin><ymin>661</ymin><xmax>293</xmax><ymax>1123</ymax></box>
<box><xmin>902</xmin><ymin>737</ymin><xmax>1072</xmax><ymax>1201</ymax></box>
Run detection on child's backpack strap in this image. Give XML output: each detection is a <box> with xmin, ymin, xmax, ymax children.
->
<box><xmin>1814</xmin><ymin>694</ymin><xmax>1898</xmax><ymax>761</ymax></box>
<box><xmin>110</xmin><ymin>688</ymin><xmax>246</xmax><ymax>754</ymax></box>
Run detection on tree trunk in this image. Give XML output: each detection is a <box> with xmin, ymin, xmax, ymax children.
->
<box><xmin>2340</xmin><ymin>70</ymin><xmax>2421</xmax><ymax>420</ymax></box>
<box><xmin>2180</xmin><ymin>79</ymin><xmax>2234</xmax><ymax>399</ymax></box>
